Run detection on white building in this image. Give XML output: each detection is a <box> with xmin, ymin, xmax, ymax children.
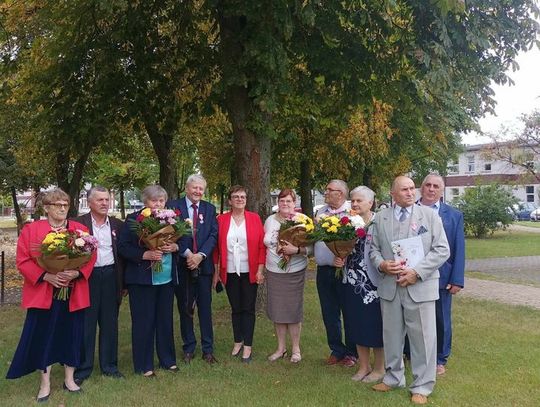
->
<box><xmin>443</xmin><ymin>143</ymin><xmax>539</xmax><ymax>205</ymax></box>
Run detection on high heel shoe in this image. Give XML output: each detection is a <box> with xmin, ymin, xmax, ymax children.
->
<box><xmin>36</xmin><ymin>392</ymin><xmax>50</xmax><ymax>403</ymax></box>
<box><xmin>267</xmin><ymin>350</ymin><xmax>287</xmax><ymax>362</ymax></box>
<box><xmin>231</xmin><ymin>346</ymin><xmax>243</xmax><ymax>357</ymax></box>
<box><xmin>63</xmin><ymin>382</ymin><xmax>83</xmax><ymax>393</ymax></box>
<box><xmin>241</xmin><ymin>354</ymin><xmax>252</xmax><ymax>364</ymax></box>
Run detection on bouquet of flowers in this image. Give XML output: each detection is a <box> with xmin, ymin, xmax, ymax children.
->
<box><xmin>130</xmin><ymin>207</ymin><xmax>192</xmax><ymax>272</ymax></box>
<box><xmin>311</xmin><ymin>211</ymin><xmax>366</xmax><ymax>276</ymax></box>
<box><xmin>36</xmin><ymin>229</ymin><xmax>99</xmax><ymax>300</ymax></box>
<box><xmin>277</xmin><ymin>213</ymin><xmax>315</xmax><ymax>270</ymax></box>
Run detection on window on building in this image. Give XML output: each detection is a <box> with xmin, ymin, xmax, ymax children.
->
<box><xmin>466</xmin><ymin>155</ymin><xmax>475</xmax><ymax>173</ymax></box>
<box><xmin>448</xmin><ymin>160</ymin><xmax>459</xmax><ymax>174</ymax></box>
<box><xmin>526</xmin><ymin>186</ymin><xmax>535</xmax><ymax>202</ymax></box>
<box><xmin>451</xmin><ymin>188</ymin><xmax>459</xmax><ymax>196</ymax></box>
<box><xmin>483</xmin><ymin>163</ymin><xmax>492</xmax><ymax>172</ymax></box>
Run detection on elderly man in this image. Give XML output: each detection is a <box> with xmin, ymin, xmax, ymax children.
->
<box><xmin>74</xmin><ymin>186</ymin><xmax>125</xmax><ymax>384</ymax></box>
<box><xmin>314</xmin><ymin>179</ymin><xmax>357</xmax><ymax>367</ymax></box>
<box><xmin>370</xmin><ymin>176</ymin><xmax>449</xmax><ymax>405</ymax></box>
<box><xmin>419</xmin><ymin>174</ymin><xmax>465</xmax><ymax>375</ymax></box>
<box><xmin>167</xmin><ymin>174</ymin><xmax>218</xmax><ymax>364</ymax></box>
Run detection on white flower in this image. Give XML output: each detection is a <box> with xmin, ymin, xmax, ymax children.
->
<box><xmin>74</xmin><ymin>238</ymin><xmax>85</xmax><ymax>247</ymax></box>
<box><xmin>349</xmin><ymin>215</ymin><xmax>365</xmax><ymax>229</ymax></box>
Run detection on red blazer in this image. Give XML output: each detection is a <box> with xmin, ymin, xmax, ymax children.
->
<box><xmin>16</xmin><ymin>220</ymin><xmax>95</xmax><ymax>312</ymax></box>
<box><xmin>213</xmin><ymin>211</ymin><xmax>266</xmax><ymax>285</ymax></box>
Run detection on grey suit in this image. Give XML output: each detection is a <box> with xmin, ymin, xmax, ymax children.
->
<box><xmin>370</xmin><ymin>205</ymin><xmax>449</xmax><ymax>396</ymax></box>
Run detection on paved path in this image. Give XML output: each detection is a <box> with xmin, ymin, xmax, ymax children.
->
<box><xmin>509</xmin><ymin>224</ymin><xmax>540</xmax><ymax>233</ymax></box>
<box><xmin>466</xmin><ymin>256</ymin><xmax>540</xmax><ymax>284</ymax></box>
<box><xmin>461</xmin><ymin>278</ymin><xmax>540</xmax><ymax>309</ymax></box>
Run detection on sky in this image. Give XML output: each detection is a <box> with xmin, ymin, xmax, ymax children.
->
<box><xmin>461</xmin><ymin>45</ymin><xmax>540</xmax><ymax>145</ymax></box>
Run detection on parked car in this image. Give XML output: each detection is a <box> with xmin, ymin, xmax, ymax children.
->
<box><xmin>512</xmin><ymin>202</ymin><xmax>538</xmax><ymax>221</ymax></box>
<box><xmin>530</xmin><ymin>207</ymin><xmax>540</xmax><ymax>221</ymax></box>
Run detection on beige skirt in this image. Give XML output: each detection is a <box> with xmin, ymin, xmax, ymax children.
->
<box><xmin>266</xmin><ymin>268</ymin><xmax>306</xmax><ymax>324</ymax></box>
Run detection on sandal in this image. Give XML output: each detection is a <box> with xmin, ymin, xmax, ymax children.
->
<box><xmin>268</xmin><ymin>350</ymin><xmax>287</xmax><ymax>362</ymax></box>
<box><xmin>290</xmin><ymin>352</ymin><xmax>302</xmax><ymax>363</ymax></box>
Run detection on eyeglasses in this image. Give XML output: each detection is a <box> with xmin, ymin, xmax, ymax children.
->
<box><xmin>47</xmin><ymin>203</ymin><xmax>70</xmax><ymax>209</ymax></box>
<box><xmin>324</xmin><ymin>188</ymin><xmax>341</xmax><ymax>193</ymax></box>
<box><xmin>231</xmin><ymin>195</ymin><xmax>247</xmax><ymax>200</ymax></box>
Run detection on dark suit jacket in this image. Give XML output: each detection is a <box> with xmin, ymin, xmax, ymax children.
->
<box><xmin>166</xmin><ymin>197</ymin><xmax>218</xmax><ymax>276</ymax></box>
<box><xmin>117</xmin><ymin>210</ymin><xmax>180</xmax><ymax>286</ymax></box>
<box><xmin>438</xmin><ymin>202</ymin><xmax>465</xmax><ymax>289</ymax></box>
<box><xmin>73</xmin><ymin>212</ymin><xmax>126</xmax><ymax>303</ymax></box>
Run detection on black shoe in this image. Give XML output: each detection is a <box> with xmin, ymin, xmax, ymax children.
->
<box><xmin>73</xmin><ymin>378</ymin><xmax>85</xmax><ymax>386</ymax></box>
<box><xmin>36</xmin><ymin>393</ymin><xmax>50</xmax><ymax>403</ymax></box>
<box><xmin>183</xmin><ymin>352</ymin><xmax>194</xmax><ymax>364</ymax></box>
<box><xmin>103</xmin><ymin>371</ymin><xmax>125</xmax><ymax>379</ymax></box>
<box><xmin>63</xmin><ymin>382</ymin><xmax>83</xmax><ymax>394</ymax></box>
<box><xmin>241</xmin><ymin>355</ymin><xmax>252</xmax><ymax>364</ymax></box>
<box><xmin>202</xmin><ymin>353</ymin><xmax>218</xmax><ymax>364</ymax></box>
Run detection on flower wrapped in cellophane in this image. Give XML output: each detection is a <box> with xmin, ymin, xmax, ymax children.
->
<box><xmin>130</xmin><ymin>207</ymin><xmax>192</xmax><ymax>272</ymax></box>
<box><xmin>277</xmin><ymin>213</ymin><xmax>315</xmax><ymax>270</ymax></box>
<box><xmin>36</xmin><ymin>229</ymin><xmax>99</xmax><ymax>300</ymax></box>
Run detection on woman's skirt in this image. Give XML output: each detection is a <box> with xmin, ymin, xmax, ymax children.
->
<box><xmin>6</xmin><ymin>299</ymin><xmax>84</xmax><ymax>379</ymax></box>
<box><xmin>266</xmin><ymin>269</ymin><xmax>306</xmax><ymax>324</ymax></box>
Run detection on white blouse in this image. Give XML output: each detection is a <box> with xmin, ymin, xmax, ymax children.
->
<box><xmin>226</xmin><ymin>219</ymin><xmax>249</xmax><ymax>275</ymax></box>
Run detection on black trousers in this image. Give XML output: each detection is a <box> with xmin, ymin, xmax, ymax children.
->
<box><xmin>225</xmin><ymin>273</ymin><xmax>258</xmax><ymax>346</ymax></box>
<box><xmin>75</xmin><ymin>265</ymin><xmax>119</xmax><ymax>380</ymax></box>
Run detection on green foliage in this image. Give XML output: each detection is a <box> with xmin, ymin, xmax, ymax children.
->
<box><xmin>453</xmin><ymin>184</ymin><xmax>517</xmax><ymax>238</ymax></box>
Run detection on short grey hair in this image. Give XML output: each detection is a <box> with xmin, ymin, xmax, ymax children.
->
<box><xmin>350</xmin><ymin>185</ymin><xmax>375</xmax><ymax>202</ymax></box>
<box><xmin>87</xmin><ymin>186</ymin><xmax>109</xmax><ymax>201</ymax></box>
<box><xmin>185</xmin><ymin>174</ymin><xmax>207</xmax><ymax>188</ymax></box>
<box><xmin>141</xmin><ymin>185</ymin><xmax>168</xmax><ymax>204</ymax></box>
<box><xmin>328</xmin><ymin>179</ymin><xmax>349</xmax><ymax>197</ymax></box>
<box><xmin>421</xmin><ymin>173</ymin><xmax>445</xmax><ymax>188</ymax></box>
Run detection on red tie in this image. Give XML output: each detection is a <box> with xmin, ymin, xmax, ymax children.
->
<box><xmin>191</xmin><ymin>203</ymin><xmax>198</xmax><ymax>253</ymax></box>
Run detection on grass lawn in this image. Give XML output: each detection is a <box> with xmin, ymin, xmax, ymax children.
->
<box><xmin>466</xmin><ymin>230</ymin><xmax>540</xmax><ymax>259</ymax></box>
<box><xmin>515</xmin><ymin>221</ymin><xmax>540</xmax><ymax>228</ymax></box>
<box><xmin>1</xmin><ymin>281</ymin><xmax>540</xmax><ymax>406</ymax></box>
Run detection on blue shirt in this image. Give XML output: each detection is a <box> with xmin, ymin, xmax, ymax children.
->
<box><xmin>152</xmin><ymin>253</ymin><xmax>172</xmax><ymax>285</ymax></box>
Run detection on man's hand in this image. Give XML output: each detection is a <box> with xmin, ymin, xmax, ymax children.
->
<box><xmin>447</xmin><ymin>284</ymin><xmax>462</xmax><ymax>294</ymax></box>
<box><xmin>396</xmin><ymin>269</ymin><xmax>418</xmax><ymax>287</ymax></box>
<box><xmin>186</xmin><ymin>252</ymin><xmax>204</xmax><ymax>270</ymax></box>
<box><xmin>212</xmin><ymin>270</ymin><xmax>220</xmax><ymax>290</ymax></box>
<box><xmin>379</xmin><ymin>260</ymin><xmax>404</xmax><ymax>275</ymax></box>
<box><xmin>160</xmin><ymin>242</ymin><xmax>178</xmax><ymax>253</ymax></box>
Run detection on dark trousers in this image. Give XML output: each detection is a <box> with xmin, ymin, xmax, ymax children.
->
<box><xmin>75</xmin><ymin>265</ymin><xmax>119</xmax><ymax>380</ymax></box>
<box><xmin>128</xmin><ymin>283</ymin><xmax>176</xmax><ymax>373</ymax></box>
<box><xmin>316</xmin><ymin>265</ymin><xmax>355</xmax><ymax>358</ymax></box>
<box><xmin>436</xmin><ymin>288</ymin><xmax>453</xmax><ymax>365</ymax></box>
<box><xmin>225</xmin><ymin>273</ymin><xmax>258</xmax><ymax>346</ymax></box>
<box><xmin>175</xmin><ymin>273</ymin><xmax>214</xmax><ymax>354</ymax></box>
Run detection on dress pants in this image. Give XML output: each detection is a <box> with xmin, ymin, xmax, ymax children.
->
<box><xmin>316</xmin><ymin>265</ymin><xmax>355</xmax><ymax>358</ymax></box>
<box><xmin>128</xmin><ymin>283</ymin><xmax>176</xmax><ymax>373</ymax></box>
<box><xmin>225</xmin><ymin>273</ymin><xmax>258</xmax><ymax>346</ymax></box>
<box><xmin>75</xmin><ymin>265</ymin><xmax>119</xmax><ymax>380</ymax></box>
<box><xmin>436</xmin><ymin>288</ymin><xmax>453</xmax><ymax>365</ymax></box>
<box><xmin>175</xmin><ymin>273</ymin><xmax>214</xmax><ymax>354</ymax></box>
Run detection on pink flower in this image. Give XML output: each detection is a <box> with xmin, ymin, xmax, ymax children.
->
<box><xmin>356</xmin><ymin>228</ymin><xmax>366</xmax><ymax>238</ymax></box>
<box><xmin>340</xmin><ymin>216</ymin><xmax>350</xmax><ymax>225</ymax></box>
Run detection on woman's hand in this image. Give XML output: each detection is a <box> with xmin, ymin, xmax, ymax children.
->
<box><xmin>56</xmin><ymin>269</ymin><xmax>80</xmax><ymax>286</ymax></box>
<box><xmin>160</xmin><ymin>242</ymin><xmax>178</xmax><ymax>253</ymax></box>
<box><xmin>43</xmin><ymin>273</ymin><xmax>65</xmax><ymax>288</ymax></box>
<box><xmin>333</xmin><ymin>257</ymin><xmax>345</xmax><ymax>268</ymax></box>
<box><xmin>278</xmin><ymin>240</ymin><xmax>299</xmax><ymax>256</ymax></box>
<box><xmin>256</xmin><ymin>268</ymin><xmax>265</xmax><ymax>285</ymax></box>
<box><xmin>143</xmin><ymin>250</ymin><xmax>163</xmax><ymax>261</ymax></box>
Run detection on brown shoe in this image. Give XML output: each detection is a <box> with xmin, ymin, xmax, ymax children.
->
<box><xmin>326</xmin><ymin>355</ymin><xmax>341</xmax><ymax>365</ymax></box>
<box><xmin>436</xmin><ymin>364</ymin><xmax>446</xmax><ymax>375</ymax></box>
<box><xmin>183</xmin><ymin>352</ymin><xmax>194</xmax><ymax>364</ymax></box>
<box><xmin>202</xmin><ymin>353</ymin><xmax>218</xmax><ymax>364</ymax></box>
<box><xmin>411</xmin><ymin>394</ymin><xmax>428</xmax><ymax>405</ymax></box>
<box><xmin>372</xmin><ymin>382</ymin><xmax>393</xmax><ymax>392</ymax></box>
<box><xmin>340</xmin><ymin>355</ymin><xmax>357</xmax><ymax>367</ymax></box>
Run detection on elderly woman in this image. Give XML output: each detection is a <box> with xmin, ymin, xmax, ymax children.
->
<box><xmin>6</xmin><ymin>188</ymin><xmax>95</xmax><ymax>402</ymax></box>
<box><xmin>213</xmin><ymin>185</ymin><xmax>265</xmax><ymax>363</ymax></box>
<box><xmin>335</xmin><ymin>186</ymin><xmax>384</xmax><ymax>382</ymax></box>
<box><xmin>263</xmin><ymin>189</ymin><xmax>311</xmax><ymax>363</ymax></box>
<box><xmin>117</xmin><ymin>185</ymin><xmax>179</xmax><ymax>377</ymax></box>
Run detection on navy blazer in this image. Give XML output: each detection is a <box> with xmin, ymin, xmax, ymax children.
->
<box><xmin>438</xmin><ymin>202</ymin><xmax>465</xmax><ymax>289</ymax></box>
<box><xmin>166</xmin><ymin>197</ymin><xmax>218</xmax><ymax>276</ymax></box>
<box><xmin>117</xmin><ymin>210</ymin><xmax>180</xmax><ymax>286</ymax></box>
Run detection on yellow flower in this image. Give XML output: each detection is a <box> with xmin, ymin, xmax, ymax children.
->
<box><xmin>322</xmin><ymin>222</ymin><xmax>330</xmax><ymax>228</ymax></box>
<box><xmin>48</xmin><ymin>244</ymin><xmax>57</xmax><ymax>250</ymax></box>
<box><xmin>42</xmin><ymin>234</ymin><xmax>56</xmax><ymax>244</ymax></box>
<box><xmin>328</xmin><ymin>225</ymin><xmax>338</xmax><ymax>233</ymax></box>
<box><xmin>141</xmin><ymin>208</ymin><xmax>152</xmax><ymax>217</ymax></box>
<box><xmin>305</xmin><ymin>224</ymin><xmax>314</xmax><ymax>232</ymax></box>
<box><xmin>330</xmin><ymin>217</ymin><xmax>339</xmax><ymax>225</ymax></box>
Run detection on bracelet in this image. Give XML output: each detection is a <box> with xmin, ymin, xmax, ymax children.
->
<box><xmin>296</xmin><ymin>246</ymin><xmax>301</xmax><ymax>254</ymax></box>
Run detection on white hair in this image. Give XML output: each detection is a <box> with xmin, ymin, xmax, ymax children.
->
<box><xmin>141</xmin><ymin>185</ymin><xmax>168</xmax><ymax>203</ymax></box>
<box><xmin>328</xmin><ymin>179</ymin><xmax>349</xmax><ymax>197</ymax></box>
<box><xmin>350</xmin><ymin>185</ymin><xmax>375</xmax><ymax>202</ymax></box>
<box><xmin>185</xmin><ymin>174</ymin><xmax>207</xmax><ymax>188</ymax></box>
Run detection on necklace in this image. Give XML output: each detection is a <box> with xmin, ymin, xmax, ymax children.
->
<box><xmin>48</xmin><ymin>220</ymin><xmax>67</xmax><ymax>230</ymax></box>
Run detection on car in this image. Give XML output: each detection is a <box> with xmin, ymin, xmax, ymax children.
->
<box><xmin>530</xmin><ymin>207</ymin><xmax>540</xmax><ymax>221</ymax></box>
<box><xmin>512</xmin><ymin>202</ymin><xmax>538</xmax><ymax>221</ymax></box>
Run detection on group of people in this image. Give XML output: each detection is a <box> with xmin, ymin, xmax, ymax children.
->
<box><xmin>6</xmin><ymin>173</ymin><xmax>464</xmax><ymax>406</ymax></box>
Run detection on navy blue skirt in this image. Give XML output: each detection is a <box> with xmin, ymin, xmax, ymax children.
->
<box><xmin>6</xmin><ymin>298</ymin><xmax>84</xmax><ymax>379</ymax></box>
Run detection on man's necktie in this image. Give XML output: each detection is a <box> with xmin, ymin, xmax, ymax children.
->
<box><xmin>191</xmin><ymin>203</ymin><xmax>198</xmax><ymax>252</ymax></box>
<box><xmin>399</xmin><ymin>207</ymin><xmax>408</xmax><ymax>222</ymax></box>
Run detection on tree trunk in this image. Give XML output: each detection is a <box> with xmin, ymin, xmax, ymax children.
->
<box><xmin>299</xmin><ymin>158</ymin><xmax>313</xmax><ymax>217</ymax></box>
<box><xmin>144</xmin><ymin>116</ymin><xmax>179</xmax><ymax>199</ymax></box>
<box><xmin>119</xmin><ymin>188</ymin><xmax>126</xmax><ymax>220</ymax></box>
<box><xmin>11</xmin><ymin>186</ymin><xmax>23</xmax><ymax>235</ymax></box>
<box><xmin>55</xmin><ymin>149</ymin><xmax>91</xmax><ymax>218</ymax></box>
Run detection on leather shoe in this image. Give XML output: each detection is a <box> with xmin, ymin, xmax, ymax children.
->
<box><xmin>340</xmin><ymin>355</ymin><xmax>357</xmax><ymax>367</ymax></box>
<box><xmin>372</xmin><ymin>382</ymin><xmax>393</xmax><ymax>392</ymax></box>
<box><xmin>73</xmin><ymin>377</ymin><xmax>85</xmax><ymax>386</ymax></box>
<box><xmin>103</xmin><ymin>371</ymin><xmax>125</xmax><ymax>379</ymax></box>
<box><xmin>411</xmin><ymin>394</ymin><xmax>428</xmax><ymax>405</ymax></box>
<box><xmin>63</xmin><ymin>382</ymin><xmax>83</xmax><ymax>393</ymax></box>
<box><xmin>202</xmin><ymin>353</ymin><xmax>218</xmax><ymax>364</ymax></box>
<box><xmin>436</xmin><ymin>364</ymin><xmax>446</xmax><ymax>375</ymax></box>
<box><xmin>326</xmin><ymin>355</ymin><xmax>342</xmax><ymax>365</ymax></box>
<box><xmin>36</xmin><ymin>393</ymin><xmax>50</xmax><ymax>403</ymax></box>
<box><xmin>183</xmin><ymin>352</ymin><xmax>194</xmax><ymax>364</ymax></box>
<box><xmin>241</xmin><ymin>355</ymin><xmax>252</xmax><ymax>364</ymax></box>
